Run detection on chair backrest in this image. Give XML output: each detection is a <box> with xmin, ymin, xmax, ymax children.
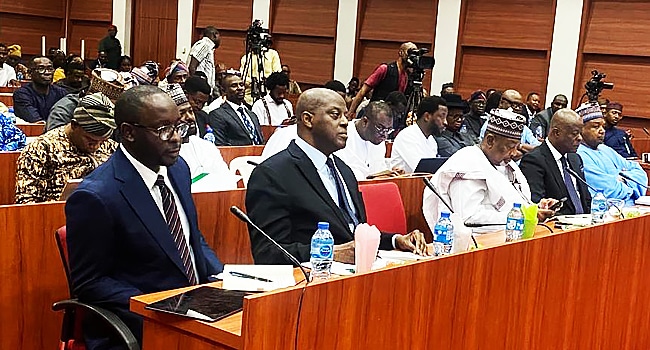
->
<box><xmin>229</xmin><ymin>156</ymin><xmax>262</xmax><ymax>187</ymax></box>
<box><xmin>359</xmin><ymin>182</ymin><xmax>407</xmax><ymax>234</ymax></box>
<box><xmin>55</xmin><ymin>226</ymin><xmax>73</xmax><ymax>293</ymax></box>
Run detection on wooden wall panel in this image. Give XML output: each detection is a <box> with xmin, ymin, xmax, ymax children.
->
<box><xmin>132</xmin><ymin>0</ymin><xmax>178</xmax><ymax>69</ymax></box>
<box><xmin>455</xmin><ymin>0</ymin><xmax>556</xmax><ymax>100</ymax></box>
<box><xmin>271</xmin><ymin>0</ymin><xmax>338</xmax><ymax>37</ymax></box>
<box><xmin>68</xmin><ymin>21</ymin><xmax>111</xmax><ymax>58</ymax></box>
<box><xmin>213</xmin><ymin>30</ymin><xmax>247</xmax><ymax>70</ymax></box>
<box><xmin>583</xmin><ymin>1</ymin><xmax>650</xmax><ymax>56</ymax></box>
<box><xmin>0</xmin><ymin>13</ymin><xmax>64</xmax><ymax>56</ymax></box>
<box><xmin>456</xmin><ymin>47</ymin><xmax>549</xmax><ymax>102</ymax></box>
<box><xmin>69</xmin><ymin>0</ymin><xmax>112</xmax><ymax>22</ymax></box>
<box><xmin>0</xmin><ymin>0</ymin><xmax>65</xmax><ymax>19</ymax></box>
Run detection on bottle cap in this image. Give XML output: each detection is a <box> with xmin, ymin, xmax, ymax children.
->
<box><xmin>441</xmin><ymin>212</ymin><xmax>450</xmax><ymax>217</ymax></box>
<box><xmin>513</xmin><ymin>203</ymin><xmax>521</xmax><ymax>208</ymax></box>
<box><xmin>317</xmin><ymin>222</ymin><xmax>329</xmax><ymax>230</ymax></box>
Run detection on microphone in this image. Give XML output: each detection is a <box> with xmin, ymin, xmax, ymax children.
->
<box><xmin>422</xmin><ymin>177</ymin><xmax>478</xmax><ymax>248</ymax></box>
<box><xmin>229</xmin><ymin>206</ymin><xmax>310</xmax><ymax>282</ymax></box>
<box><xmin>566</xmin><ymin>167</ymin><xmax>598</xmax><ymax>192</ymax></box>
<box><xmin>463</xmin><ymin>223</ymin><xmax>505</xmax><ymax>228</ymax></box>
<box><xmin>247</xmin><ymin>160</ymin><xmax>259</xmax><ymax>166</ymax></box>
<box><xmin>619</xmin><ymin>172</ymin><xmax>649</xmax><ymax>189</ymax></box>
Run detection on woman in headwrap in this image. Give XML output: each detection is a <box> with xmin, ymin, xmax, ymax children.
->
<box><xmin>6</xmin><ymin>45</ymin><xmax>30</xmax><ymax>80</ymax></box>
<box><xmin>158</xmin><ymin>60</ymin><xmax>189</xmax><ymax>89</ymax></box>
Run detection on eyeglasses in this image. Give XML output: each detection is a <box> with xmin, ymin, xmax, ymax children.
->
<box><xmin>374</xmin><ymin>123</ymin><xmax>394</xmax><ymax>136</ymax></box>
<box><xmin>449</xmin><ymin>114</ymin><xmax>465</xmax><ymax>121</ymax></box>
<box><xmin>131</xmin><ymin>122</ymin><xmax>189</xmax><ymax>141</ymax></box>
<box><xmin>33</xmin><ymin>66</ymin><xmax>55</xmax><ymax>74</ymax></box>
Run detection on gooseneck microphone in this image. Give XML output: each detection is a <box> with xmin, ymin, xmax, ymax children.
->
<box><xmin>422</xmin><ymin>177</ymin><xmax>478</xmax><ymax>248</ymax></box>
<box><xmin>566</xmin><ymin>167</ymin><xmax>598</xmax><ymax>192</ymax></box>
<box><xmin>619</xmin><ymin>172</ymin><xmax>649</xmax><ymax>189</ymax></box>
<box><xmin>229</xmin><ymin>206</ymin><xmax>310</xmax><ymax>283</ymax></box>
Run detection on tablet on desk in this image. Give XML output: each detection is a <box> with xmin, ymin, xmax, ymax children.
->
<box><xmin>58</xmin><ymin>179</ymin><xmax>82</xmax><ymax>201</ymax></box>
<box><xmin>145</xmin><ymin>286</ymin><xmax>248</xmax><ymax>322</ymax></box>
<box><xmin>414</xmin><ymin>157</ymin><xmax>449</xmax><ymax>174</ymax></box>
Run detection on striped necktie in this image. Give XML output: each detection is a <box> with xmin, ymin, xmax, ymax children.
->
<box><xmin>237</xmin><ymin>106</ymin><xmax>261</xmax><ymax>144</ymax></box>
<box><xmin>325</xmin><ymin>157</ymin><xmax>360</xmax><ymax>228</ymax></box>
<box><xmin>155</xmin><ymin>175</ymin><xmax>197</xmax><ymax>285</ymax></box>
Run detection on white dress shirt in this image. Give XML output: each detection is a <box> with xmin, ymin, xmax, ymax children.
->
<box><xmin>252</xmin><ymin>94</ymin><xmax>293</xmax><ymax>126</ymax></box>
<box><xmin>390</xmin><ymin>124</ymin><xmax>438</xmax><ymax>172</ymax></box>
<box><xmin>334</xmin><ymin>120</ymin><xmax>388</xmax><ymax>180</ymax></box>
<box><xmin>120</xmin><ymin>145</ymin><xmax>198</xmax><ymax>277</ymax></box>
<box><xmin>546</xmin><ymin>139</ymin><xmax>580</xmax><ymax>199</ymax></box>
<box><xmin>0</xmin><ymin>63</ymin><xmax>16</xmax><ymax>87</ymax></box>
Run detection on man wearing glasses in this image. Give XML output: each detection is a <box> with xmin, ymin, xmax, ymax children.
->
<box><xmin>66</xmin><ymin>85</ymin><xmax>223</xmax><ymax>348</ymax></box>
<box><xmin>13</xmin><ymin>56</ymin><xmax>68</xmax><ymax>122</ymax></box>
<box><xmin>335</xmin><ymin>101</ymin><xmax>398</xmax><ymax>180</ymax></box>
<box><xmin>436</xmin><ymin>93</ymin><xmax>474</xmax><ymax>157</ymax></box>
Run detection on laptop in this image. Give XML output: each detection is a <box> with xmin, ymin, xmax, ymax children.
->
<box><xmin>414</xmin><ymin>157</ymin><xmax>449</xmax><ymax>174</ymax></box>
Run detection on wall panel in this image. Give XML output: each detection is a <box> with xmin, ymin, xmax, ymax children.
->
<box><xmin>0</xmin><ymin>14</ymin><xmax>64</xmax><ymax>56</ymax></box>
<box><xmin>0</xmin><ymin>0</ymin><xmax>65</xmax><ymax>19</ymax></box>
<box><xmin>132</xmin><ymin>0</ymin><xmax>178</xmax><ymax>68</ymax></box>
<box><xmin>273</xmin><ymin>35</ymin><xmax>335</xmax><ymax>85</ymax></box>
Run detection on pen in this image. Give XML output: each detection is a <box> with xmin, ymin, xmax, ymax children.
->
<box><xmin>229</xmin><ymin>271</ymin><xmax>274</xmax><ymax>283</ymax></box>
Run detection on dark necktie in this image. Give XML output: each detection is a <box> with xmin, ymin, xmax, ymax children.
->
<box><xmin>237</xmin><ymin>106</ymin><xmax>261</xmax><ymax>144</ymax></box>
<box><xmin>560</xmin><ymin>157</ymin><xmax>584</xmax><ymax>214</ymax></box>
<box><xmin>325</xmin><ymin>158</ymin><xmax>360</xmax><ymax>229</ymax></box>
<box><xmin>155</xmin><ymin>175</ymin><xmax>198</xmax><ymax>285</ymax></box>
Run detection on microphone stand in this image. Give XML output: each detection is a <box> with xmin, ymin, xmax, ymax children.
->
<box><xmin>619</xmin><ymin>172</ymin><xmax>649</xmax><ymax>190</ymax></box>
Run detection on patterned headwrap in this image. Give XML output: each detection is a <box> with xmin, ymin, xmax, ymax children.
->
<box><xmin>575</xmin><ymin>102</ymin><xmax>603</xmax><ymax>123</ymax></box>
<box><xmin>72</xmin><ymin>92</ymin><xmax>116</xmax><ymax>138</ymax></box>
<box><xmin>7</xmin><ymin>44</ymin><xmax>21</xmax><ymax>58</ymax></box>
<box><xmin>164</xmin><ymin>83</ymin><xmax>189</xmax><ymax>106</ymax></box>
<box><xmin>164</xmin><ymin>60</ymin><xmax>189</xmax><ymax>80</ymax></box>
<box><xmin>486</xmin><ymin>108</ymin><xmax>526</xmax><ymax>140</ymax></box>
<box><xmin>606</xmin><ymin>101</ymin><xmax>623</xmax><ymax>112</ymax></box>
<box><xmin>131</xmin><ymin>61</ymin><xmax>160</xmax><ymax>85</ymax></box>
<box><xmin>469</xmin><ymin>90</ymin><xmax>486</xmax><ymax>102</ymax></box>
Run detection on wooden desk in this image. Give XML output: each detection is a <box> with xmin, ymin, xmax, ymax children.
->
<box><xmin>641</xmin><ymin>162</ymin><xmax>650</xmax><ymax>195</ymax></box>
<box><xmin>218</xmin><ymin>146</ymin><xmax>264</xmax><ymax>166</ymax></box>
<box><xmin>0</xmin><ymin>151</ymin><xmax>20</xmax><ymax>205</ymax></box>
<box><xmin>0</xmin><ymin>86</ymin><xmax>16</xmax><ymax>107</ymax></box>
<box><xmin>133</xmin><ymin>214</ymin><xmax>650</xmax><ymax>349</ymax></box>
<box><xmin>15</xmin><ymin>123</ymin><xmax>45</xmax><ymax>137</ymax></box>
<box><xmin>631</xmin><ymin>137</ymin><xmax>650</xmax><ymax>155</ymax></box>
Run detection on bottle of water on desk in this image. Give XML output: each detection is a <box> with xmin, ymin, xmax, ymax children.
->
<box><xmin>591</xmin><ymin>191</ymin><xmax>607</xmax><ymax>224</ymax></box>
<box><xmin>203</xmin><ymin>125</ymin><xmax>216</xmax><ymax>144</ymax></box>
<box><xmin>310</xmin><ymin>222</ymin><xmax>333</xmax><ymax>281</ymax></box>
<box><xmin>433</xmin><ymin>212</ymin><xmax>454</xmax><ymax>256</ymax></box>
<box><xmin>505</xmin><ymin>203</ymin><xmax>524</xmax><ymax>242</ymax></box>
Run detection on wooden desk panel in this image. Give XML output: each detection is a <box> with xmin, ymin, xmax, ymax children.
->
<box><xmin>259</xmin><ymin>125</ymin><xmax>277</xmax><ymax>142</ymax></box>
<box><xmin>0</xmin><ymin>92</ymin><xmax>12</xmax><ymax>107</ymax></box>
<box><xmin>632</xmin><ymin>137</ymin><xmax>650</xmax><ymax>155</ymax></box>
<box><xmin>0</xmin><ymin>202</ymin><xmax>68</xmax><ymax>350</ymax></box>
<box><xmin>218</xmin><ymin>146</ymin><xmax>264</xmax><ymax>166</ymax></box>
<box><xmin>15</xmin><ymin>123</ymin><xmax>45</xmax><ymax>137</ymax></box>
<box><xmin>0</xmin><ymin>151</ymin><xmax>20</xmax><ymax>205</ymax></box>
<box><xmin>642</xmin><ymin>162</ymin><xmax>650</xmax><ymax>195</ymax></box>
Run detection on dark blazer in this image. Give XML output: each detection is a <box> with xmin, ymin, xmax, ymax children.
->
<box><xmin>529</xmin><ymin>107</ymin><xmax>553</xmax><ymax>138</ymax></box>
<box><xmin>520</xmin><ymin>141</ymin><xmax>592</xmax><ymax>215</ymax></box>
<box><xmin>208</xmin><ymin>102</ymin><xmax>264</xmax><ymax>146</ymax></box>
<box><xmin>245</xmin><ymin>140</ymin><xmax>394</xmax><ymax>264</ymax></box>
<box><xmin>66</xmin><ymin>147</ymin><xmax>223</xmax><ymax>344</ymax></box>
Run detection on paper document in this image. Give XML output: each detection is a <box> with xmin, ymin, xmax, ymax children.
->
<box><xmin>378</xmin><ymin>250</ymin><xmax>432</xmax><ymax>261</ymax></box>
<box><xmin>222</xmin><ymin>265</ymin><xmax>294</xmax><ymax>292</ymax></box>
<box><xmin>635</xmin><ymin>196</ymin><xmax>650</xmax><ymax>206</ymax></box>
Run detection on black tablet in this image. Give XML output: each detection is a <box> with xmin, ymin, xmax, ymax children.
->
<box><xmin>145</xmin><ymin>286</ymin><xmax>248</xmax><ymax>322</ymax></box>
<box><xmin>414</xmin><ymin>157</ymin><xmax>449</xmax><ymax>174</ymax></box>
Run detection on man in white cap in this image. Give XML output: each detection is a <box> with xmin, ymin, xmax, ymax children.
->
<box><xmin>423</xmin><ymin>109</ymin><xmax>557</xmax><ymax>231</ymax></box>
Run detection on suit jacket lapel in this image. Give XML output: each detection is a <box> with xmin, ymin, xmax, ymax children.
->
<box><xmin>223</xmin><ymin>103</ymin><xmax>250</xmax><ymax>137</ymax></box>
<box><xmin>288</xmin><ymin>142</ymin><xmax>353</xmax><ymax>238</ymax></box>
<box><xmin>113</xmin><ymin>148</ymin><xmax>188</xmax><ymax>278</ymax></box>
<box><xmin>335</xmin><ymin>155</ymin><xmax>366</xmax><ymax>222</ymax></box>
<box><xmin>541</xmin><ymin>143</ymin><xmax>567</xmax><ymax>196</ymax></box>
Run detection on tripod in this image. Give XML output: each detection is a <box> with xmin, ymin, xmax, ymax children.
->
<box><xmin>405</xmin><ymin>80</ymin><xmax>424</xmax><ymax>126</ymax></box>
<box><xmin>241</xmin><ymin>46</ymin><xmax>268</xmax><ymax>104</ymax></box>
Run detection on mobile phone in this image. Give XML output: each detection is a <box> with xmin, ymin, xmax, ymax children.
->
<box><xmin>549</xmin><ymin>197</ymin><xmax>567</xmax><ymax>211</ymax></box>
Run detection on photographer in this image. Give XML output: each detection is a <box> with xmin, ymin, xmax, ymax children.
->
<box><xmin>240</xmin><ymin>20</ymin><xmax>282</xmax><ymax>106</ymax></box>
<box><xmin>347</xmin><ymin>42</ymin><xmax>417</xmax><ymax>118</ymax></box>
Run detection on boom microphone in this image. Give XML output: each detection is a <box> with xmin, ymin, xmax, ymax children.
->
<box><xmin>619</xmin><ymin>172</ymin><xmax>649</xmax><ymax>189</ymax></box>
<box><xmin>229</xmin><ymin>206</ymin><xmax>310</xmax><ymax>282</ymax></box>
<box><xmin>566</xmin><ymin>167</ymin><xmax>598</xmax><ymax>192</ymax></box>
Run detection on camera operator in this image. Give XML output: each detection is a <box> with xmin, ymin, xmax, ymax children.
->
<box><xmin>347</xmin><ymin>42</ymin><xmax>417</xmax><ymax>118</ymax></box>
<box><xmin>239</xmin><ymin>20</ymin><xmax>282</xmax><ymax>106</ymax></box>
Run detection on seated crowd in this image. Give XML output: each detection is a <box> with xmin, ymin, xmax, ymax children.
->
<box><xmin>1</xmin><ymin>31</ymin><xmax>648</xmax><ymax>349</ymax></box>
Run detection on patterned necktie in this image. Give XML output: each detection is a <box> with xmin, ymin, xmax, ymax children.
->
<box><xmin>237</xmin><ymin>106</ymin><xmax>261</xmax><ymax>144</ymax></box>
<box><xmin>155</xmin><ymin>175</ymin><xmax>198</xmax><ymax>285</ymax></box>
<box><xmin>325</xmin><ymin>158</ymin><xmax>360</xmax><ymax>228</ymax></box>
<box><xmin>560</xmin><ymin>157</ymin><xmax>584</xmax><ymax>214</ymax></box>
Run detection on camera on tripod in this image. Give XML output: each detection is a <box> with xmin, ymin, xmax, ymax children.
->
<box><xmin>406</xmin><ymin>48</ymin><xmax>435</xmax><ymax>84</ymax></box>
<box><xmin>246</xmin><ymin>19</ymin><xmax>272</xmax><ymax>53</ymax></box>
<box><xmin>585</xmin><ymin>70</ymin><xmax>614</xmax><ymax>102</ymax></box>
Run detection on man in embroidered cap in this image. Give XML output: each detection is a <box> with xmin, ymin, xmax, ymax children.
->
<box><xmin>576</xmin><ymin>102</ymin><xmax>647</xmax><ymax>206</ymax></box>
<box><xmin>423</xmin><ymin>108</ymin><xmax>558</xmax><ymax>232</ymax></box>
<box><xmin>164</xmin><ymin>83</ymin><xmax>238</xmax><ymax>191</ymax></box>
<box><xmin>602</xmin><ymin>101</ymin><xmax>638</xmax><ymax>158</ymax></box>
<box><xmin>16</xmin><ymin>92</ymin><xmax>118</xmax><ymax>203</ymax></box>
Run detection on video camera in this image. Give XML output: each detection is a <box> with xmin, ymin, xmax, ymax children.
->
<box><xmin>406</xmin><ymin>48</ymin><xmax>435</xmax><ymax>84</ymax></box>
<box><xmin>246</xmin><ymin>19</ymin><xmax>272</xmax><ymax>54</ymax></box>
<box><xmin>585</xmin><ymin>70</ymin><xmax>614</xmax><ymax>102</ymax></box>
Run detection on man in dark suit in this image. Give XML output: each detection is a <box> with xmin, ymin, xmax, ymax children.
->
<box><xmin>245</xmin><ymin>88</ymin><xmax>428</xmax><ymax>264</ymax></box>
<box><xmin>520</xmin><ymin>108</ymin><xmax>591</xmax><ymax>215</ymax></box>
<box><xmin>66</xmin><ymin>85</ymin><xmax>223</xmax><ymax>348</ymax></box>
<box><xmin>208</xmin><ymin>72</ymin><xmax>264</xmax><ymax>145</ymax></box>
<box><xmin>529</xmin><ymin>94</ymin><xmax>568</xmax><ymax>139</ymax></box>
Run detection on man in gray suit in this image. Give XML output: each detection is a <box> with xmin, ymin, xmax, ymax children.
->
<box><xmin>529</xmin><ymin>94</ymin><xmax>567</xmax><ymax>139</ymax></box>
<box><xmin>207</xmin><ymin>72</ymin><xmax>264</xmax><ymax>145</ymax></box>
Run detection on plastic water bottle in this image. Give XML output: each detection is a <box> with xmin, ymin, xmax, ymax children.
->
<box><xmin>16</xmin><ymin>71</ymin><xmax>23</xmax><ymax>81</ymax></box>
<box><xmin>433</xmin><ymin>212</ymin><xmax>454</xmax><ymax>256</ymax></box>
<box><xmin>310</xmin><ymin>222</ymin><xmax>334</xmax><ymax>281</ymax></box>
<box><xmin>5</xmin><ymin>107</ymin><xmax>16</xmax><ymax>123</ymax></box>
<box><xmin>535</xmin><ymin>126</ymin><xmax>543</xmax><ymax>139</ymax></box>
<box><xmin>203</xmin><ymin>125</ymin><xmax>216</xmax><ymax>144</ymax></box>
<box><xmin>459</xmin><ymin>123</ymin><xmax>468</xmax><ymax>134</ymax></box>
<box><xmin>591</xmin><ymin>191</ymin><xmax>607</xmax><ymax>224</ymax></box>
<box><xmin>505</xmin><ymin>203</ymin><xmax>524</xmax><ymax>242</ymax></box>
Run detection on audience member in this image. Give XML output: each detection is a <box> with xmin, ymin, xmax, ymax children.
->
<box><xmin>575</xmin><ymin>102</ymin><xmax>647</xmax><ymax>206</ymax></box>
<box><xmin>348</xmin><ymin>42</ymin><xmax>417</xmax><ymax>116</ymax></box>
<box><xmin>0</xmin><ymin>43</ymin><xmax>17</xmax><ymax>87</ymax></box>
<box><xmin>131</xmin><ymin>61</ymin><xmax>159</xmax><ymax>86</ymax></box>
<box><xmin>66</xmin><ymin>85</ymin><xmax>223</xmax><ymax>347</ymax></box>
<box><xmin>240</xmin><ymin>44</ymin><xmax>282</xmax><ymax>105</ymax></box>
<box><xmin>436</xmin><ymin>93</ymin><xmax>473</xmax><ymax>157</ymax></box>
<box><xmin>462</xmin><ymin>90</ymin><xmax>487</xmax><ymax>144</ymax></box>
<box><xmin>184</xmin><ymin>76</ymin><xmax>212</xmax><ymax>137</ymax></box>
<box><xmin>55</xmin><ymin>61</ymin><xmax>88</xmax><ymax>94</ymax></box>
<box><xmin>520</xmin><ymin>109</ymin><xmax>591</xmax><ymax>215</ymax></box>
<box><xmin>13</xmin><ymin>56</ymin><xmax>68</xmax><ymax>122</ymax></box>
<box><xmin>118</xmin><ymin>55</ymin><xmax>132</xmax><ymax>73</ymax></box>
<box><xmin>603</xmin><ymin>102</ymin><xmax>637</xmax><ymax>158</ymax></box>
<box><xmin>390</xmin><ymin>96</ymin><xmax>447</xmax><ymax>172</ymax></box>
<box><xmin>523</xmin><ymin>91</ymin><xmax>542</xmax><ymax>122</ymax></box>
<box><xmin>90</xmin><ymin>51</ymin><xmax>108</xmax><ymax>70</ymax></box>
<box><xmin>282</xmin><ymin>64</ymin><xmax>301</xmax><ymax>94</ymax></box>
<box><xmin>49</xmin><ymin>48</ymin><xmax>66</xmax><ymax>82</ymax></box>
<box><xmin>384</xmin><ymin>91</ymin><xmax>407</xmax><ymax>134</ymax></box>
<box><xmin>334</xmin><ymin>101</ymin><xmax>394</xmax><ymax>180</ymax></box>
<box><xmin>246</xmin><ymin>88</ymin><xmax>427</xmax><ymax>264</ymax></box>
<box><xmin>188</xmin><ymin>26</ymin><xmax>220</xmax><ymax>91</ymax></box>
<box><xmin>16</xmin><ymin>92</ymin><xmax>118</xmax><ymax>203</ymax></box>
<box><xmin>598</xmin><ymin>97</ymin><xmax>609</xmax><ymax>116</ymax></box>
<box><xmin>252</xmin><ymin>71</ymin><xmax>293</xmax><ymax>126</ymax></box>
<box><xmin>423</xmin><ymin>109</ymin><xmax>557</xmax><ymax>231</ymax></box>
<box><xmin>347</xmin><ymin>77</ymin><xmax>360</xmax><ymax>99</ymax></box>
<box><xmin>159</xmin><ymin>60</ymin><xmax>189</xmax><ymax>90</ymax></box>
<box><xmin>324</xmin><ymin>80</ymin><xmax>347</xmax><ymax>99</ymax></box>
<box><xmin>530</xmin><ymin>94</ymin><xmax>568</xmax><ymax>138</ymax></box>
<box><xmin>6</xmin><ymin>44</ymin><xmax>30</xmax><ymax>80</ymax></box>
<box><xmin>165</xmin><ymin>83</ymin><xmax>237</xmax><ymax>191</ymax></box>
<box><xmin>98</xmin><ymin>25</ymin><xmax>122</xmax><ymax>70</ymax></box>
<box><xmin>440</xmin><ymin>82</ymin><xmax>454</xmax><ymax>95</ymax></box>
<box><xmin>208</xmin><ymin>72</ymin><xmax>263</xmax><ymax>145</ymax></box>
